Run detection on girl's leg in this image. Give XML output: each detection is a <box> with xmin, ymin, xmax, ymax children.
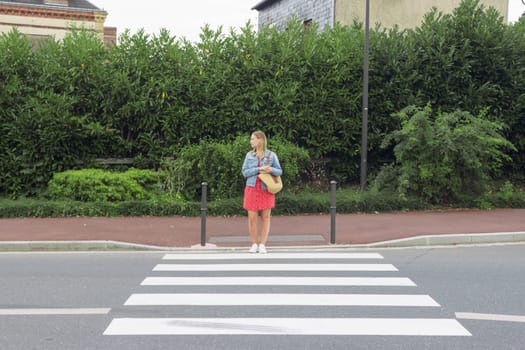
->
<box><xmin>259</xmin><ymin>209</ymin><xmax>271</xmax><ymax>245</ymax></box>
<box><xmin>247</xmin><ymin>210</ymin><xmax>259</xmax><ymax>244</ymax></box>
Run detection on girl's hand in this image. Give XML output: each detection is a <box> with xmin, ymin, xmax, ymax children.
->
<box><xmin>259</xmin><ymin>165</ymin><xmax>272</xmax><ymax>174</ymax></box>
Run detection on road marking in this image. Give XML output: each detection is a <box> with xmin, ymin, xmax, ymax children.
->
<box><xmin>141</xmin><ymin>276</ymin><xmax>416</xmax><ymax>286</ymax></box>
<box><xmin>162</xmin><ymin>253</ymin><xmax>384</xmax><ymax>260</ymax></box>
<box><xmin>153</xmin><ymin>263</ymin><xmax>398</xmax><ymax>271</ymax></box>
<box><xmin>124</xmin><ymin>293</ymin><xmax>439</xmax><ymax>307</ymax></box>
<box><xmin>104</xmin><ymin>318</ymin><xmax>471</xmax><ymax>336</ymax></box>
<box><xmin>0</xmin><ymin>308</ymin><xmax>111</xmax><ymax>316</ymax></box>
<box><xmin>456</xmin><ymin>312</ymin><xmax>525</xmax><ymax>323</ymax></box>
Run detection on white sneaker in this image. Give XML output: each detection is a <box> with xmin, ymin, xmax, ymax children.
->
<box><xmin>258</xmin><ymin>244</ymin><xmax>267</xmax><ymax>254</ymax></box>
<box><xmin>249</xmin><ymin>243</ymin><xmax>258</xmax><ymax>253</ymax></box>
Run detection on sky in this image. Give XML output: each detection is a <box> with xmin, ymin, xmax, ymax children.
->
<box><xmin>89</xmin><ymin>0</ymin><xmax>524</xmax><ymax>42</ymax></box>
<box><xmin>89</xmin><ymin>0</ymin><xmax>259</xmax><ymax>42</ymax></box>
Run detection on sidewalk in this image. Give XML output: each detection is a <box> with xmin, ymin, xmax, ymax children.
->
<box><xmin>1</xmin><ymin>208</ymin><xmax>524</xmax><ymax>250</ymax></box>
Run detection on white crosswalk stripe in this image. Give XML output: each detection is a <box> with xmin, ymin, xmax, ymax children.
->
<box><xmin>141</xmin><ymin>276</ymin><xmax>417</xmax><ymax>286</ymax></box>
<box><xmin>162</xmin><ymin>252</ymin><xmax>384</xmax><ymax>260</ymax></box>
<box><xmin>153</xmin><ymin>263</ymin><xmax>398</xmax><ymax>271</ymax></box>
<box><xmin>124</xmin><ymin>293</ymin><xmax>440</xmax><ymax>306</ymax></box>
<box><xmin>104</xmin><ymin>251</ymin><xmax>471</xmax><ymax>337</ymax></box>
<box><xmin>104</xmin><ymin>317</ymin><xmax>470</xmax><ymax>336</ymax></box>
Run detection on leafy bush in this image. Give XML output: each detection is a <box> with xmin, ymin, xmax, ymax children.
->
<box><xmin>375</xmin><ymin>105</ymin><xmax>516</xmax><ymax>203</ymax></box>
<box><xmin>161</xmin><ymin>135</ymin><xmax>310</xmax><ymax>200</ymax></box>
<box><xmin>48</xmin><ymin>168</ymin><xmax>164</xmax><ymax>202</ymax></box>
<box><xmin>476</xmin><ymin>181</ymin><xmax>525</xmax><ymax>209</ymax></box>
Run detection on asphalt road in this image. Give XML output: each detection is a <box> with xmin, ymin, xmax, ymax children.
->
<box><xmin>0</xmin><ymin>245</ymin><xmax>524</xmax><ymax>349</ymax></box>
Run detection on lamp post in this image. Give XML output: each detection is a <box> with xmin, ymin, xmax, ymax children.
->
<box><xmin>360</xmin><ymin>0</ymin><xmax>370</xmax><ymax>191</ymax></box>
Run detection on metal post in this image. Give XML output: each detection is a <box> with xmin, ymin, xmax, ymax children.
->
<box><xmin>200</xmin><ymin>182</ymin><xmax>207</xmax><ymax>247</ymax></box>
<box><xmin>360</xmin><ymin>0</ymin><xmax>370</xmax><ymax>191</ymax></box>
<box><xmin>330</xmin><ymin>180</ymin><xmax>337</xmax><ymax>244</ymax></box>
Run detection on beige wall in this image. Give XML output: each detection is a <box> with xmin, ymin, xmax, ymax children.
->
<box><xmin>0</xmin><ymin>6</ymin><xmax>107</xmax><ymax>41</ymax></box>
<box><xmin>335</xmin><ymin>0</ymin><xmax>509</xmax><ymax>29</ymax></box>
<box><xmin>0</xmin><ymin>14</ymin><xmax>103</xmax><ymax>39</ymax></box>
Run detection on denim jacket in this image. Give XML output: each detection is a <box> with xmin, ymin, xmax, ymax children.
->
<box><xmin>242</xmin><ymin>149</ymin><xmax>283</xmax><ymax>189</ymax></box>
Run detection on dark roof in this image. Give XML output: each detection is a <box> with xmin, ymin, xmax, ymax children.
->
<box><xmin>0</xmin><ymin>0</ymin><xmax>102</xmax><ymax>11</ymax></box>
<box><xmin>252</xmin><ymin>0</ymin><xmax>281</xmax><ymax>11</ymax></box>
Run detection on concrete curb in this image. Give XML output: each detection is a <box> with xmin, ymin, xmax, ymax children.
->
<box><xmin>1</xmin><ymin>231</ymin><xmax>525</xmax><ymax>252</ymax></box>
<box><xmin>361</xmin><ymin>231</ymin><xmax>525</xmax><ymax>248</ymax></box>
<box><xmin>0</xmin><ymin>240</ymin><xmax>166</xmax><ymax>252</ymax></box>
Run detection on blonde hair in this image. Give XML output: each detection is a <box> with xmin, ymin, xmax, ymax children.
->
<box><xmin>252</xmin><ymin>130</ymin><xmax>267</xmax><ymax>152</ymax></box>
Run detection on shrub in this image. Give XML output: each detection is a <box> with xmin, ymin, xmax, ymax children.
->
<box><xmin>375</xmin><ymin>105</ymin><xmax>516</xmax><ymax>203</ymax></box>
<box><xmin>48</xmin><ymin>168</ymin><xmax>164</xmax><ymax>202</ymax></box>
<box><xmin>161</xmin><ymin>135</ymin><xmax>310</xmax><ymax>200</ymax></box>
<box><xmin>476</xmin><ymin>181</ymin><xmax>525</xmax><ymax>209</ymax></box>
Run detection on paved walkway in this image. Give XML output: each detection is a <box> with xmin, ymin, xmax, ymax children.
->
<box><xmin>1</xmin><ymin>208</ymin><xmax>524</xmax><ymax>249</ymax></box>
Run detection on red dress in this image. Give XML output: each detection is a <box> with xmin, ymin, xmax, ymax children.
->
<box><xmin>243</xmin><ymin>158</ymin><xmax>275</xmax><ymax>211</ymax></box>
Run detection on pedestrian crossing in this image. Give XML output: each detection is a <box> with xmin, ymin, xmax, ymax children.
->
<box><xmin>104</xmin><ymin>251</ymin><xmax>471</xmax><ymax>337</ymax></box>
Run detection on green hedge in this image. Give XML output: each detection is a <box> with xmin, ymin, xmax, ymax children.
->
<box><xmin>2</xmin><ymin>187</ymin><xmax>523</xmax><ymax>218</ymax></box>
<box><xmin>2</xmin><ymin>0</ymin><xmax>524</xmax><ymax>197</ymax></box>
<box><xmin>47</xmin><ymin>168</ymin><xmax>164</xmax><ymax>202</ymax></box>
<box><xmin>0</xmin><ymin>198</ymin><xmax>197</xmax><ymax>218</ymax></box>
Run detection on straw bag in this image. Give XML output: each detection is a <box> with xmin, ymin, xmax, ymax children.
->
<box><xmin>258</xmin><ymin>151</ymin><xmax>283</xmax><ymax>194</ymax></box>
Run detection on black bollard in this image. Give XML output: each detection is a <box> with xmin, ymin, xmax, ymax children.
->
<box><xmin>200</xmin><ymin>182</ymin><xmax>207</xmax><ymax>247</ymax></box>
<box><xmin>330</xmin><ymin>180</ymin><xmax>337</xmax><ymax>244</ymax></box>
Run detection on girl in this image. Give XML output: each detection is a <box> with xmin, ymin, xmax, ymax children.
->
<box><xmin>241</xmin><ymin>131</ymin><xmax>283</xmax><ymax>253</ymax></box>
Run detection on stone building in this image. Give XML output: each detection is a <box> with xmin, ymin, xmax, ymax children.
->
<box><xmin>252</xmin><ymin>0</ymin><xmax>510</xmax><ymax>31</ymax></box>
<box><xmin>0</xmin><ymin>0</ymin><xmax>116</xmax><ymax>45</ymax></box>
